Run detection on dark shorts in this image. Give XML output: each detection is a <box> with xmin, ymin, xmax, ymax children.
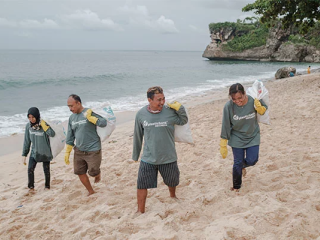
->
<box><xmin>73</xmin><ymin>147</ymin><xmax>102</xmax><ymax>177</ymax></box>
<box><xmin>137</xmin><ymin>161</ymin><xmax>180</xmax><ymax>189</ymax></box>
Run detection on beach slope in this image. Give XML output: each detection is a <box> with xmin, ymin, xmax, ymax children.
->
<box><xmin>0</xmin><ymin>73</ymin><xmax>320</xmax><ymax>239</ymax></box>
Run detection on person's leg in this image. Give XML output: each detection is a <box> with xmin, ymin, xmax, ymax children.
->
<box><xmin>43</xmin><ymin>162</ymin><xmax>50</xmax><ymax>189</ymax></box>
<box><xmin>28</xmin><ymin>157</ymin><xmax>37</xmax><ymax>189</ymax></box>
<box><xmin>231</xmin><ymin>148</ymin><xmax>245</xmax><ymax>190</ymax></box>
<box><xmin>73</xmin><ymin>148</ymin><xmax>93</xmax><ymax>195</ymax></box>
<box><xmin>159</xmin><ymin>162</ymin><xmax>180</xmax><ymax>198</ymax></box>
<box><xmin>137</xmin><ymin>161</ymin><xmax>158</xmax><ymax>213</ymax></box>
<box><xmin>86</xmin><ymin>149</ymin><xmax>102</xmax><ymax>184</ymax></box>
<box><xmin>243</xmin><ymin>145</ymin><xmax>259</xmax><ymax>168</ymax></box>
<box><xmin>137</xmin><ymin>189</ymin><xmax>148</xmax><ymax>213</ymax></box>
<box><xmin>78</xmin><ymin>174</ymin><xmax>95</xmax><ymax>196</ymax></box>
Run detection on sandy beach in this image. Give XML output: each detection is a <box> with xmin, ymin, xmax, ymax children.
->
<box><xmin>1</xmin><ymin>71</ymin><xmax>320</xmax><ymax>239</ymax></box>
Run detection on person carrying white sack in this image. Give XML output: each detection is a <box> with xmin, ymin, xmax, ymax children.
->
<box><xmin>64</xmin><ymin>94</ymin><xmax>107</xmax><ymax>196</ymax></box>
<box><xmin>22</xmin><ymin>107</ymin><xmax>56</xmax><ymax>190</ymax></box>
<box><xmin>132</xmin><ymin>86</ymin><xmax>188</xmax><ymax>213</ymax></box>
<box><xmin>219</xmin><ymin>83</ymin><xmax>268</xmax><ymax>192</ymax></box>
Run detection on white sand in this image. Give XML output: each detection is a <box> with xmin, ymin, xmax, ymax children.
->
<box><xmin>1</xmin><ymin>72</ymin><xmax>320</xmax><ymax>239</ymax></box>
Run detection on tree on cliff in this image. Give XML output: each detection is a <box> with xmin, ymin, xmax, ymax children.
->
<box><xmin>242</xmin><ymin>0</ymin><xmax>320</xmax><ymax>34</ymax></box>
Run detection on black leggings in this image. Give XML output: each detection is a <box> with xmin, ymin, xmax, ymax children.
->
<box><xmin>28</xmin><ymin>157</ymin><xmax>50</xmax><ymax>189</ymax></box>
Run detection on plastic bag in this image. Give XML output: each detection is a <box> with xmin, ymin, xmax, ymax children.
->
<box><xmin>93</xmin><ymin>106</ymin><xmax>116</xmax><ymax>142</ymax></box>
<box><xmin>174</xmin><ymin>108</ymin><xmax>194</xmax><ymax>144</ymax></box>
<box><xmin>246</xmin><ymin>80</ymin><xmax>270</xmax><ymax>125</ymax></box>
<box><xmin>47</xmin><ymin>120</ymin><xmax>67</xmax><ymax>159</ymax></box>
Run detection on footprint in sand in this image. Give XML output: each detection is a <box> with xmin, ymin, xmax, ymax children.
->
<box><xmin>51</xmin><ymin>179</ymin><xmax>63</xmax><ymax>185</ymax></box>
<box><xmin>68</xmin><ymin>191</ymin><xmax>82</xmax><ymax>200</ymax></box>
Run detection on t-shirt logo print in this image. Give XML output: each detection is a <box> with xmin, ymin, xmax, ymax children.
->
<box><xmin>233</xmin><ymin>115</ymin><xmax>239</xmax><ymax>120</ymax></box>
<box><xmin>143</xmin><ymin>120</ymin><xmax>168</xmax><ymax>127</ymax></box>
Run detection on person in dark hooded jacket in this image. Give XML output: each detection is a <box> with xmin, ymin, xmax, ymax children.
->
<box><xmin>22</xmin><ymin>107</ymin><xmax>55</xmax><ymax>190</ymax></box>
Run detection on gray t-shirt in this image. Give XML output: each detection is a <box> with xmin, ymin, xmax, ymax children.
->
<box><xmin>132</xmin><ymin>105</ymin><xmax>188</xmax><ymax>165</ymax></box>
<box><xmin>66</xmin><ymin>108</ymin><xmax>107</xmax><ymax>152</ymax></box>
<box><xmin>220</xmin><ymin>96</ymin><xmax>268</xmax><ymax>148</ymax></box>
<box><xmin>22</xmin><ymin>123</ymin><xmax>56</xmax><ymax>162</ymax></box>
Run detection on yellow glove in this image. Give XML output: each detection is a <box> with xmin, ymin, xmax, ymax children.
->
<box><xmin>85</xmin><ymin>109</ymin><xmax>98</xmax><ymax>125</ymax></box>
<box><xmin>40</xmin><ymin>119</ymin><xmax>50</xmax><ymax>132</ymax></box>
<box><xmin>64</xmin><ymin>144</ymin><xmax>73</xmax><ymax>165</ymax></box>
<box><xmin>22</xmin><ymin>156</ymin><xmax>26</xmax><ymax>165</ymax></box>
<box><xmin>254</xmin><ymin>98</ymin><xmax>267</xmax><ymax>115</ymax></box>
<box><xmin>219</xmin><ymin>139</ymin><xmax>228</xmax><ymax>159</ymax></box>
<box><xmin>167</xmin><ymin>101</ymin><xmax>182</xmax><ymax>111</ymax></box>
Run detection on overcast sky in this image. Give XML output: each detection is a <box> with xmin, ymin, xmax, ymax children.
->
<box><xmin>0</xmin><ymin>0</ymin><xmax>256</xmax><ymax>51</ymax></box>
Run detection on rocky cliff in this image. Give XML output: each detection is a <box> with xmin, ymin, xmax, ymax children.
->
<box><xmin>202</xmin><ymin>24</ymin><xmax>320</xmax><ymax>62</ymax></box>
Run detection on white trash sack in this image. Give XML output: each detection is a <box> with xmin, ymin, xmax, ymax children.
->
<box><xmin>174</xmin><ymin>108</ymin><xmax>194</xmax><ymax>144</ymax></box>
<box><xmin>246</xmin><ymin>80</ymin><xmax>270</xmax><ymax>125</ymax></box>
<box><xmin>47</xmin><ymin>120</ymin><xmax>67</xmax><ymax>159</ymax></box>
<box><xmin>93</xmin><ymin>106</ymin><xmax>116</xmax><ymax>142</ymax></box>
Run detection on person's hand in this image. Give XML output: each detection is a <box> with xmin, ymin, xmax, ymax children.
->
<box><xmin>219</xmin><ymin>139</ymin><xmax>228</xmax><ymax>159</ymax></box>
<box><xmin>167</xmin><ymin>101</ymin><xmax>182</xmax><ymax>111</ymax></box>
<box><xmin>64</xmin><ymin>144</ymin><xmax>73</xmax><ymax>165</ymax></box>
<box><xmin>22</xmin><ymin>156</ymin><xmax>26</xmax><ymax>165</ymax></box>
<box><xmin>254</xmin><ymin>98</ymin><xmax>266</xmax><ymax>115</ymax></box>
<box><xmin>40</xmin><ymin>119</ymin><xmax>50</xmax><ymax>132</ymax></box>
<box><xmin>85</xmin><ymin>109</ymin><xmax>98</xmax><ymax>124</ymax></box>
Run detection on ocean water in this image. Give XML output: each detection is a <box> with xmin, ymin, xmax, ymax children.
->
<box><xmin>0</xmin><ymin>50</ymin><xmax>313</xmax><ymax>138</ymax></box>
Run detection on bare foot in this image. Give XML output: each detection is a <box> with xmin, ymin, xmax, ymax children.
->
<box><xmin>94</xmin><ymin>173</ymin><xmax>101</xmax><ymax>183</ymax></box>
<box><xmin>87</xmin><ymin>191</ymin><xmax>96</xmax><ymax>196</ymax></box>
<box><xmin>230</xmin><ymin>187</ymin><xmax>240</xmax><ymax>192</ymax></box>
<box><xmin>242</xmin><ymin>168</ymin><xmax>247</xmax><ymax>178</ymax></box>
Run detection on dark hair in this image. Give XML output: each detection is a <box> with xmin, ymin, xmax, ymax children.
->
<box><xmin>229</xmin><ymin>83</ymin><xmax>245</xmax><ymax>97</ymax></box>
<box><xmin>147</xmin><ymin>86</ymin><xmax>163</xmax><ymax>100</ymax></box>
<box><xmin>69</xmin><ymin>94</ymin><xmax>82</xmax><ymax>103</ymax></box>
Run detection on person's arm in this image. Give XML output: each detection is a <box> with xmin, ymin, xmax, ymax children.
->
<box><xmin>132</xmin><ymin>114</ymin><xmax>144</xmax><ymax>161</ymax></box>
<box><xmin>22</xmin><ymin>124</ymin><xmax>31</xmax><ymax>157</ymax></box>
<box><xmin>220</xmin><ymin>103</ymin><xmax>232</xmax><ymax>159</ymax></box>
<box><xmin>168</xmin><ymin>102</ymin><xmax>188</xmax><ymax>126</ymax></box>
<box><xmin>64</xmin><ymin>119</ymin><xmax>74</xmax><ymax>165</ymax></box>
<box><xmin>91</xmin><ymin>111</ymin><xmax>107</xmax><ymax>127</ymax></box>
<box><xmin>254</xmin><ymin>98</ymin><xmax>267</xmax><ymax>115</ymax></box>
<box><xmin>220</xmin><ymin>103</ymin><xmax>231</xmax><ymax>140</ymax></box>
<box><xmin>66</xmin><ymin>120</ymin><xmax>75</xmax><ymax>147</ymax></box>
<box><xmin>40</xmin><ymin>120</ymin><xmax>55</xmax><ymax>137</ymax></box>
<box><xmin>84</xmin><ymin>109</ymin><xmax>107</xmax><ymax>127</ymax></box>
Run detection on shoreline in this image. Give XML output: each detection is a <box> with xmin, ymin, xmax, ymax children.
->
<box><xmin>1</xmin><ymin>67</ymin><xmax>318</xmax><ymax>157</ymax></box>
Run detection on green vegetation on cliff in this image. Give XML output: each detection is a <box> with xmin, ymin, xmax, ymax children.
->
<box><xmin>208</xmin><ymin>19</ymin><xmax>320</xmax><ymax>52</ymax></box>
<box><xmin>285</xmin><ymin>22</ymin><xmax>320</xmax><ymax>48</ymax></box>
<box><xmin>209</xmin><ymin>20</ymin><xmax>269</xmax><ymax>52</ymax></box>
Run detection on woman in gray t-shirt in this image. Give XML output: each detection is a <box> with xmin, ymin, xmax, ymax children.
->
<box><xmin>219</xmin><ymin>83</ymin><xmax>267</xmax><ymax>191</ymax></box>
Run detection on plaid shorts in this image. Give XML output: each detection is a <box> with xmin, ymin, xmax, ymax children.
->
<box><xmin>137</xmin><ymin>161</ymin><xmax>180</xmax><ymax>189</ymax></box>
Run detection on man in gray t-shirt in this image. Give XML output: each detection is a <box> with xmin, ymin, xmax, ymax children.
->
<box><xmin>132</xmin><ymin>86</ymin><xmax>188</xmax><ymax>213</ymax></box>
<box><xmin>64</xmin><ymin>94</ymin><xmax>107</xmax><ymax>196</ymax></box>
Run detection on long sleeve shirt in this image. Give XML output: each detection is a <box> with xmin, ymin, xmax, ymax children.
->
<box><xmin>66</xmin><ymin>108</ymin><xmax>107</xmax><ymax>152</ymax></box>
<box><xmin>22</xmin><ymin>123</ymin><xmax>55</xmax><ymax>162</ymax></box>
<box><xmin>132</xmin><ymin>105</ymin><xmax>188</xmax><ymax>164</ymax></box>
<box><xmin>220</xmin><ymin>96</ymin><xmax>268</xmax><ymax>148</ymax></box>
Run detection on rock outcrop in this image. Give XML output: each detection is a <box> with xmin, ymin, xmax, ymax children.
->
<box><xmin>203</xmin><ymin>24</ymin><xmax>320</xmax><ymax>62</ymax></box>
<box><xmin>275</xmin><ymin>67</ymin><xmax>296</xmax><ymax>79</ymax></box>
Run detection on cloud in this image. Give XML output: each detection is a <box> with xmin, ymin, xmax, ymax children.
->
<box><xmin>156</xmin><ymin>16</ymin><xmax>178</xmax><ymax>33</ymax></box>
<box><xmin>60</xmin><ymin>9</ymin><xmax>123</xmax><ymax>31</ymax></box>
<box><xmin>120</xmin><ymin>5</ymin><xmax>179</xmax><ymax>34</ymax></box>
<box><xmin>19</xmin><ymin>19</ymin><xmax>59</xmax><ymax>29</ymax></box>
<box><xmin>196</xmin><ymin>0</ymin><xmax>255</xmax><ymax>10</ymax></box>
